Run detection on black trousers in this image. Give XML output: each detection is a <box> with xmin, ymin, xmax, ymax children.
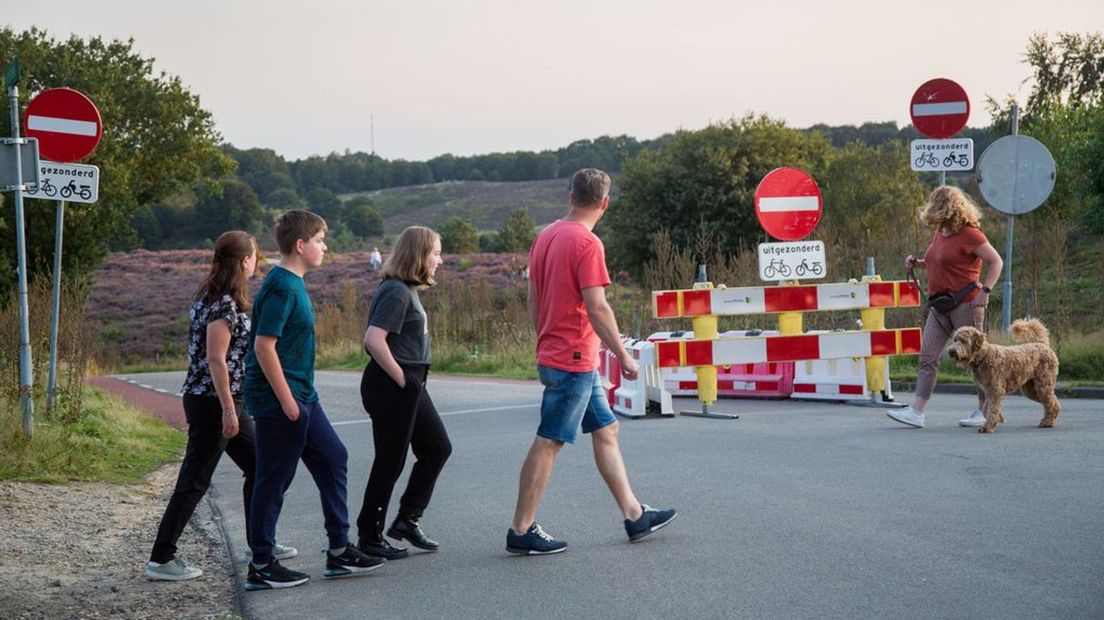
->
<box><xmin>150</xmin><ymin>394</ymin><xmax>256</xmax><ymax>564</ymax></box>
<box><xmin>356</xmin><ymin>361</ymin><xmax>452</xmax><ymax>542</ymax></box>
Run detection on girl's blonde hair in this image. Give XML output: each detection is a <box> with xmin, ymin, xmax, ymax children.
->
<box><xmin>919</xmin><ymin>185</ymin><xmax>982</xmax><ymax>232</ymax></box>
<box><xmin>195</xmin><ymin>231</ymin><xmax>258</xmax><ymax>310</ymax></box>
<box><xmin>380</xmin><ymin>226</ymin><xmax>441</xmax><ymax>287</ymax></box>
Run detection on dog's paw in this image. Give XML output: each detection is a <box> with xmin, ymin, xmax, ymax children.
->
<box><xmin>1038</xmin><ymin>420</ymin><xmax>1056</xmax><ymax>428</ymax></box>
<box><xmin>977</xmin><ymin>426</ymin><xmax>996</xmax><ymax>434</ymax></box>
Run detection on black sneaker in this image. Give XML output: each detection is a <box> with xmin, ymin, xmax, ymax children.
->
<box><xmin>324</xmin><ymin>545</ymin><xmax>385</xmax><ymax>578</ymax></box>
<box><xmin>244</xmin><ymin>560</ymin><xmax>310</xmax><ymax>591</ymax></box>
<box><xmin>506</xmin><ymin>523</ymin><xmax>567</xmax><ymax>556</ymax></box>
<box><xmin>624</xmin><ymin>504</ymin><xmax>678</xmax><ymax>542</ymax></box>
<box><xmin>359</xmin><ymin>537</ymin><xmax>410</xmax><ymax>560</ymax></box>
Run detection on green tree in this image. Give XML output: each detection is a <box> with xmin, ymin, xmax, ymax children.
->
<box><xmin>0</xmin><ymin>28</ymin><xmax>233</xmax><ymax>289</ymax></box>
<box><xmin>606</xmin><ymin>115</ymin><xmax>831</xmax><ymax>273</ymax></box>
<box><xmin>305</xmin><ymin>187</ymin><xmax>341</xmax><ymax>222</ymax></box>
<box><xmin>267</xmin><ymin>187</ymin><xmax>305</xmax><ymax>211</ymax></box>
<box><xmin>193</xmin><ymin>178</ymin><xmax>266</xmax><ymax>240</ymax></box>
<box><xmin>345</xmin><ymin>201</ymin><xmax>384</xmax><ymax>238</ymax></box>
<box><xmin>439</xmin><ymin>217</ymin><xmax>478</xmax><ymax>253</ymax></box>
<box><xmin>498</xmin><ymin>209</ymin><xmax>535</xmax><ymax>253</ymax></box>
<box><xmin>819</xmin><ymin>142</ymin><xmax>927</xmax><ymax>279</ymax></box>
<box><xmin>225</xmin><ymin>146</ymin><xmax>295</xmax><ymax>203</ymax></box>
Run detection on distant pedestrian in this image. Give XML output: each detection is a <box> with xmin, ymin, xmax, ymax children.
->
<box><xmin>243</xmin><ymin>210</ymin><xmax>382</xmax><ymax>591</ymax></box>
<box><xmin>369</xmin><ymin>246</ymin><xmax>382</xmax><ymax>272</ymax></box>
<box><xmin>146</xmin><ymin>231</ymin><xmax>298</xmax><ymax>581</ymax></box>
<box><xmin>506</xmin><ymin>168</ymin><xmax>677</xmax><ymax>556</ymax></box>
<box><xmin>887</xmin><ymin>185</ymin><xmax>1003</xmax><ymax>429</ymax></box>
<box><xmin>356</xmin><ymin>226</ymin><xmax>452</xmax><ymax>560</ymax></box>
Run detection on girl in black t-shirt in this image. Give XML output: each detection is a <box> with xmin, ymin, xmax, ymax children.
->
<box><xmin>356</xmin><ymin>226</ymin><xmax>452</xmax><ymax>559</ymax></box>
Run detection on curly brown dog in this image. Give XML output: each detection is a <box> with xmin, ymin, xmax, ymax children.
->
<box><xmin>947</xmin><ymin>318</ymin><xmax>1060</xmax><ymax>433</ymax></box>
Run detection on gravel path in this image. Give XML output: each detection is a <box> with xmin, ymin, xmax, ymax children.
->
<box><xmin>0</xmin><ymin>378</ymin><xmax>240</xmax><ymax>620</ymax></box>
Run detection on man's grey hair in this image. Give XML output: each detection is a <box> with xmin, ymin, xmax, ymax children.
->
<box><xmin>570</xmin><ymin>168</ymin><xmax>611</xmax><ymax>208</ymax></box>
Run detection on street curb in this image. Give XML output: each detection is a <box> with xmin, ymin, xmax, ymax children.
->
<box><xmin>892</xmin><ymin>381</ymin><xmax>1104</xmax><ymax>399</ymax></box>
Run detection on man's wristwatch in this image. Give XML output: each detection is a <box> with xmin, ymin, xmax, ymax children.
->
<box><xmin>979</xmin><ymin>283</ymin><xmax>991</xmax><ymax>293</ymax></box>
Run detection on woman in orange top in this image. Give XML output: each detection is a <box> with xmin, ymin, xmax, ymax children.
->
<box><xmin>886</xmin><ymin>186</ymin><xmax>1003</xmax><ymax>429</ymax></box>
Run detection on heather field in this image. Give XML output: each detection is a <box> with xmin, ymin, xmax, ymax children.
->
<box><xmin>86</xmin><ymin>249</ymin><xmax>531</xmax><ymax>370</ymax></box>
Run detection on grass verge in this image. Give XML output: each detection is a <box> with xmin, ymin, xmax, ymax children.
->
<box><xmin>0</xmin><ymin>388</ymin><xmax>185</xmax><ymax>484</ymax></box>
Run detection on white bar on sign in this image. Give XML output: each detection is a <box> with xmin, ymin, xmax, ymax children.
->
<box><xmin>26</xmin><ymin>115</ymin><xmax>98</xmax><ymax>136</ymax></box>
<box><xmin>911</xmin><ymin>101</ymin><xmax>968</xmax><ymax>117</ymax></box>
<box><xmin>713</xmin><ymin>338</ymin><xmax>768</xmax><ymax>365</ymax></box>
<box><xmin>758</xmin><ymin>196</ymin><xmax>819</xmax><ymax>212</ymax></box>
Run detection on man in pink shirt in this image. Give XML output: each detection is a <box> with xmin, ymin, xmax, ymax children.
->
<box><xmin>506</xmin><ymin>169</ymin><xmax>677</xmax><ymax>555</ymax></box>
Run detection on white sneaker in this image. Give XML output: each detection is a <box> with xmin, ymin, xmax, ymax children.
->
<box><xmin>886</xmin><ymin>405</ymin><xmax>925</xmax><ymax>428</ymax></box>
<box><xmin>145</xmin><ymin>558</ymin><xmax>203</xmax><ymax>581</ymax></box>
<box><xmin>245</xmin><ymin>543</ymin><xmax>299</xmax><ymax>561</ymax></box>
<box><xmin>958</xmin><ymin>409</ymin><xmax>985</xmax><ymax>427</ymax></box>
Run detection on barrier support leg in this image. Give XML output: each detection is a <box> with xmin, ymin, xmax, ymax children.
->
<box><xmin>855</xmin><ymin>306</ymin><xmax>905</xmax><ymax>409</ymax></box>
<box><xmin>680</xmin><ymin>310</ymin><xmax>738</xmax><ymax>420</ymax></box>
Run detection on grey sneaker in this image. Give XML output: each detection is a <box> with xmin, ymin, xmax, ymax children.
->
<box><xmin>959</xmin><ymin>409</ymin><xmax>985</xmax><ymax>427</ymax></box>
<box><xmin>145</xmin><ymin>558</ymin><xmax>203</xmax><ymax>581</ymax></box>
<box><xmin>886</xmin><ymin>405</ymin><xmax>925</xmax><ymax>428</ymax></box>
<box><xmin>246</xmin><ymin>543</ymin><xmax>298</xmax><ymax>561</ymax></box>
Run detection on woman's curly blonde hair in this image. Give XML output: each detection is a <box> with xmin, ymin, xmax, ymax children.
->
<box><xmin>918</xmin><ymin>185</ymin><xmax>982</xmax><ymax>232</ymax></box>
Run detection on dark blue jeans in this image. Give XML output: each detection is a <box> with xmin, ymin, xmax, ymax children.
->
<box><xmin>249</xmin><ymin>400</ymin><xmax>350</xmax><ymax>564</ymax></box>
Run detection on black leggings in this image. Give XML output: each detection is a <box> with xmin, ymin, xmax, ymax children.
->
<box><xmin>356</xmin><ymin>361</ymin><xmax>452</xmax><ymax>542</ymax></box>
<box><xmin>150</xmin><ymin>394</ymin><xmax>255</xmax><ymax>564</ymax></box>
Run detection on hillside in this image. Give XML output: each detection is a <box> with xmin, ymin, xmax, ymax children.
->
<box><xmin>343</xmin><ymin>178</ymin><xmax>573</xmax><ymax>232</ymax></box>
<box><xmin>87</xmin><ymin>249</ymin><xmax>527</xmax><ymax>366</ymax></box>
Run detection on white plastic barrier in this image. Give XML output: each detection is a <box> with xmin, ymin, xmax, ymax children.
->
<box><xmin>612</xmin><ymin>339</ymin><xmax>674</xmax><ymax>418</ymax></box>
<box><xmin>790</xmin><ymin>331</ymin><xmax>893</xmax><ymax>402</ymax></box>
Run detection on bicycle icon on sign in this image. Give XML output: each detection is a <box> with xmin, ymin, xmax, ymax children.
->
<box><xmin>30</xmin><ymin>178</ymin><xmax>58</xmax><ymax>197</ymax></box>
<box><xmin>763</xmin><ymin>258</ymin><xmax>792</xmax><ymax>279</ymax></box>
<box><xmin>914</xmin><ymin>151</ymin><xmax>940</xmax><ymax>169</ymax></box>
<box><xmin>942</xmin><ymin>152</ymin><xmax>969</xmax><ymax>167</ymax></box>
<box><xmin>795</xmin><ymin>259</ymin><xmax>823</xmax><ymax>278</ymax></box>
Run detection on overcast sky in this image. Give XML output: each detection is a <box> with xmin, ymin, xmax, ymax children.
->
<box><xmin>6</xmin><ymin>0</ymin><xmax>1102</xmax><ymax>161</ymax></box>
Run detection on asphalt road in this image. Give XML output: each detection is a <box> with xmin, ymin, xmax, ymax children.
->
<box><xmin>124</xmin><ymin>370</ymin><xmax>1104</xmax><ymax>620</ymax></box>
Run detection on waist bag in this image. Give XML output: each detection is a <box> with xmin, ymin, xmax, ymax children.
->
<box><xmin>926</xmin><ymin>281</ymin><xmax>979</xmax><ymax>314</ymax></box>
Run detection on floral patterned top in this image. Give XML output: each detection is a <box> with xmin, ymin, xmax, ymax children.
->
<box><xmin>181</xmin><ymin>295</ymin><xmax>251</xmax><ymax>397</ymax></box>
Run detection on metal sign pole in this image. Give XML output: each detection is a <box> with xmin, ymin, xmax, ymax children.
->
<box><xmin>1002</xmin><ymin>104</ymin><xmax>1019</xmax><ymax>333</ymax></box>
<box><xmin>47</xmin><ymin>198</ymin><xmax>65</xmax><ymax>414</ymax></box>
<box><xmin>7</xmin><ymin>82</ymin><xmax>35</xmax><ymax>436</ymax></box>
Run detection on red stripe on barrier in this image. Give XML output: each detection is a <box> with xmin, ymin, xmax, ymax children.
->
<box><xmin>898</xmin><ymin>281</ymin><xmax>921</xmax><ymax>306</ymax></box>
<box><xmin>654</xmin><ymin>292</ymin><xmax>680</xmax><ymax>318</ymax></box>
<box><xmin>678</xmin><ymin>381</ymin><xmax>697</xmax><ymax>390</ymax></box>
<box><xmin>869</xmin><ymin>283</ymin><xmax>896</xmax><ymax>307</ymax></box>
<box><xmin>840</xmin><ymin>384</ymin><xmax>865</xmax><ymax>395</ymax></box>
<box><xmin>758</xmin><ymin>381</ymin><xmax>779</xmax><ymax>391</ymax></box>
<box><xmin>685</xmin><ymin>340</ymin><xmax>713</xmax><ymax>366</ymax></box>
<box><xmin>683</xmin><ymin>290</ymin><xmax>712</xmax><ymax>315</ymax></box>
<box><xmin>901</xmin><ymin>328</ymin><xmax>922</xmax><ymax>353</ymax></box>
<box><xmin>870</xmin><ymin>330</ymin><xmax>898</xmax><ymax>355</ymax></box>
<box><xmin>793</xmin><ymin>384</ymin><xmax>816</xmax><ymax>393</ymax></box>
<box><xmin>717</xmin><ymin>380</ymin><xmax>734</xmax><ymax>389</ymax></box>
<box><xmin>625</xmin><ymin>398</ymin><xmax>632</xmax><ymax>409</ymax></box>
<box><xmin>656</xmin><ymin>341</ymin><xmax>682</xmax><ymax>367</ymax></box>
<box><xmin>764</xmin><ymin>286</ymin><xmax>818</xmax><ymax>312</ymax></box>
<box><xmin>767</xmin><ymin>335</ymin><xmax>819</xmax><ymax>362</ymax></box>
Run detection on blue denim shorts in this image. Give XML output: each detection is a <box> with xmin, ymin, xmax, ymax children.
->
<box><xmin>536</xmin><ymin>365</ymin><xmax>617</xmax><ymax>444</ymax></box>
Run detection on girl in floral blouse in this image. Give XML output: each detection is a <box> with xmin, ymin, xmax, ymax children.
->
<box><xmin>146</xmin><ymin>231</ymin><xmax>296</xmax><ymax>580</ymax></box>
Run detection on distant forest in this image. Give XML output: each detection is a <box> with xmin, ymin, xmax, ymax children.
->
<box><xmin>129</xmin><ymin>121</ymin><xmax>995</xmax><ymax>251</ymax></box>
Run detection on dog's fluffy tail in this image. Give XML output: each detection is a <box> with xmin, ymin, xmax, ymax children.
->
<box><xmin>1010</xmin><ymin>318</ymin><xmax>1050</xmax><ymax>345</ymax></box>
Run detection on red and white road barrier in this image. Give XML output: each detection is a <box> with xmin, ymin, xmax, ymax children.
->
<box><xmin>791</xmin><ymin>355</ymin><xmax>894</xmax><ymax>402</ymax></box>
<box><xmin>653</xmin><ymin>280</ymin><xmax>920</xmax><ymax>319</ymax></box>
<box><xmin>654</xmin><ymin>328</ymin><xmax>922</xmax><ymax>368</ymax></box>
<box><xmin>650</xmin><ymin>331</ymin><xmax>795</xmax><ymax>399</ymax></box>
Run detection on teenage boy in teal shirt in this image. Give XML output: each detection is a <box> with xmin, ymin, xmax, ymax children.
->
<box><xmin>243</xmin><ymin>210</ymin><xmax>382</xmax><ymax>590</ymax></box>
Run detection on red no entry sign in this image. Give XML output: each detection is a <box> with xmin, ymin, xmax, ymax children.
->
<box><xmin>754</xmin><ymin>167</ymin><xmax>823</xmax><ymax>241</ymax></box>
<box><xmin>910</xmin><ymin>78</ymin><xmax>969</xmax><ymax>139</ymax></box>
<box><xmin>23</xmin><ymin>88</ymin><xmax>103</xmax><ymax>163</ymax></box>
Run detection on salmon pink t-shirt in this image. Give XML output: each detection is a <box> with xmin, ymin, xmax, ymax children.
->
<box><xmin>923</xmin><ymin>225</ymin><xmax>987</xmax><ymax>304</ymax></box>
<box><xmin>528</xmin><ymin>220</ymin><xmax>611</xmax><ymax>371</ymax></box>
